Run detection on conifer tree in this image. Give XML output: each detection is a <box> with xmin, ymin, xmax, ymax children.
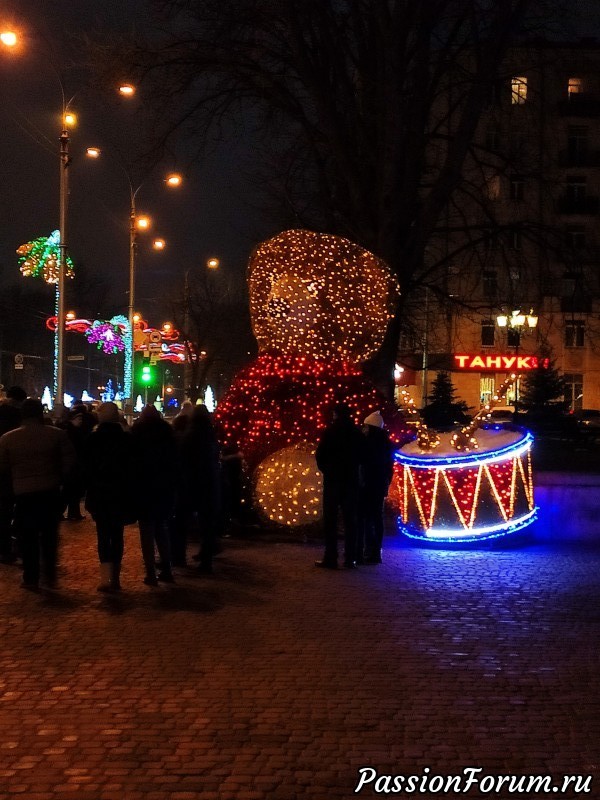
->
<box><xmin>519</xmin><ymin>358</ymin><xmax>568</xmax><ymax>412</ymax></box>
<box><xmin>422</xmin><ymin>371</ymin><xmax>470</xmax><ymax>428</ymax></box>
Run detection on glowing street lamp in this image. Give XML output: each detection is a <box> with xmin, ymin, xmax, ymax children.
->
<box><xmin>152</xmin><ymin>238</ymin><xmax>166</xmax><ymax>251</ymax></box>
<box><xmin>496</xmin><ymin>308</ymin><xmax>538</xmax><ymax>413</ymax></box>
<box><xmin>0</xmin><ymin>30</ymin><xmax>18</xmax><ymax>48</ymax></box>
<box><xmin>166</xmin><ymin>173</ymin><xmax>182</xmax><ymax>187</ymax></box>
<box><xmin>118</xmin><ymin>83</ymin><xmax>135</xmax><ymax>97</ymax></box>
<box><xmin>207</xmin><ymin>257</ymin><xmax>220</xmax><ymax>270</ymax></box>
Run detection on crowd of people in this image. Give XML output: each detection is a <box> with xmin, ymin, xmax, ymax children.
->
<box><xmin>0</xmin><ymin>388</ymin><xmax>396</xmax><ymax>591</ymax></box>
<box><xmin>0</xmin><ymin>391</ymin><xmax>230</xmax><ymax>592</ymax></box>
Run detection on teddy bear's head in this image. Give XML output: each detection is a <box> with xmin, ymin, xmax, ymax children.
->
<box><xmin>248</xmin><ymin>229</ymin><xmax>399</xmax><ymax>363</ymax></box>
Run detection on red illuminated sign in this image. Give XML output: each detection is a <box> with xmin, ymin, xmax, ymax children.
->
<box><xmin>454</xmin><ymin>354</ymin><xmax>547</xmax><ymax>371</ymax></box>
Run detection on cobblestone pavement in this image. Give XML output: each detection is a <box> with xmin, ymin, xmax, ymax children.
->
<box><xmin>0</xmin><ymin>519</ymin><xmax>598</xmax><ymax>800</ymax></box>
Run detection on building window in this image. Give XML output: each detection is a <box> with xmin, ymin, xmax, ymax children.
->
<box><xmin>566</xmin><ymin>225</ymin><xmax>586</xmax><ymax>249</ymax></box>
<box><xmin>509</xmin><ymin>176</ymin><xmax>525</xmax><ymax>201</ymax></box>
<box><xmin>486</xmin><ymin>128</ymin><xmax>500</xmax><ymax>151</ymax></box>
<box><xmin>511</xmin><ymin>76</ymin><xmax>528</xmax><ymax>104</ymax></box>
<box><xmin>481</xmin><ymin>321</ymin><xmax>495</xmax><ymax>347</ymax></box>
<box><xmin>568</xmin><ymin>77</ymin><xmax>583</xmax><ymax>97</ymax></box>
<box><xmin>567</xmin><ymin>126</ymin><xmax>588</xmax><ymax>162</ymax></box>
<box><xmin>485</xmin><ymin>230</ymin><xmax>499</xmax><ymax>251</ymax></box>
<box><xmin>486</xmin><ymin>174</ymin><xmax>501</xmax><ymax>200</ymax></box>
<box><xmin>482</xmin><ymin>270</ymin><xmax>497</xmax><ymax>297</ymax></box>
<box><xmin>566</xmin><ymin>175</ymin><xmax>587</xmax><ymax>201</ymax></box>
<box><xmin>561</xmin><ymin>276</ymin><xmax>591</xmax><ymax>312</ymax></box>
<box><xmin>563</xmin><ymin>373</ymin><xmax>583</xmax><ymax>411</ymax></box>
<box><xmin>480</xmin><ymin>375</ymin><xmax>496</xmax><ymax>406</ymax></box>
<box><xmin>565</xmin><ymin>320</ymin><xmax>585</xmax><ymax>348</ymax></box>
<box><xmin>507</xmin><ymin>328</ymin><xmax>521</xmax><ymax>348</ymax></box>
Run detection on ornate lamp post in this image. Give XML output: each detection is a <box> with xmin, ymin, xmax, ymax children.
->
<box><xmin>496</xmin><ymin>309</ymin><xmax>538</xmax><ymax>413</ymax></box>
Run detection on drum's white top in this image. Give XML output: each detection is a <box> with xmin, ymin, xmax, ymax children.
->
<box><xmin>401</xmin><ymin>427</ymin><xmax>525</xmax><ymax>458</ymax></box>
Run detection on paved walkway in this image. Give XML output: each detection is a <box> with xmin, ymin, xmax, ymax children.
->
<box><xmin>0</xmin><ymin>520</ymin><xmax>598</xmax><ymax>800</ymax></box>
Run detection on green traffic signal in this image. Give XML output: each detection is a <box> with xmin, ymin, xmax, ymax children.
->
<box><xmin>141</xmin><ymin>364</ymin><xmax>153</xmax><ymax>383</ymax></box>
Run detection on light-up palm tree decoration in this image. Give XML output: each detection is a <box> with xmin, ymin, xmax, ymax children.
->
<box><xmin>17</xmin><ymin>230</ymin><xmax>75</xmax><ymax>397</ymax></box>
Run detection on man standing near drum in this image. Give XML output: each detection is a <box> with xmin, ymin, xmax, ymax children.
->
<box><xmin>315</xmin><ymin>403</ymin><xmax>365</xmax><ymax>570</ymax></box>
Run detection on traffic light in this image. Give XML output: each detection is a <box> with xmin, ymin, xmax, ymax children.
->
<box><xmin>140</xmin><ymin>363</ymin><xmax>155</xmax><ymax>384</ymax></box>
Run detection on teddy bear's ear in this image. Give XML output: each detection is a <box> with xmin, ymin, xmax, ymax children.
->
<box><xmin>248</xmin><ymin>229</ymin><xmax>399</xmax><ymax>363</ymax></box>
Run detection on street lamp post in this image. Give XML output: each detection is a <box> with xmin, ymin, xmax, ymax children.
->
<box><xmin>127</xmin><ymin>187</ymin><xmax>146</xmax><ymax>417</ymax></box>
<box><xmin>56</xmin><ymin>112</ymin><xmax>72</xmax><ymax>407</ymax></box>
<box><xmin>2</xmin><ymin>28</ymin><xmax>79</xmax><ymax>408</ymax></box>
<box><xmin>87</xmin><ymin>146</ymin><xmax>181</xmax><ymax>417</ymax></box>
<box><xmin>183</xmin><ymin>258</ymin><xmax>219</xmax><ymax>401</ymax></box>
<box><xmin>496</xmin><ymin>308</ymin><xmax>538</xmax><ymax>414</ymax></box>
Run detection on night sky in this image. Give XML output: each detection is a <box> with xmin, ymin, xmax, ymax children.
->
<box><xmin>2</xmin><ymin>0</ymin><xmax>600</xmax><ymax>340</ymax></box>
<box><xmin>0</xmin><ymin>0</ymin><xmax>262</xmax><ymax>334</ymax></box>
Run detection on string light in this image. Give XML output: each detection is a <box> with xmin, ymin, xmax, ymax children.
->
<box><xmin>398</xmin><ymin>388</ymin><xmax>440</xmax><ymax>452</ymax></box>
<box><xmin>393</xmin><ymin>430</ymin><xmax>536</xmax><ymax>542</ymax></box>
<box><xmin>254</xmin><ymin>442</ymin><xmax>323</xmax><ymax>526</ymax></box>
<box><xmin>85</xmin><ymin>317</ymin><xmax>128</xmax><ymax>355</ymax></box>
<box><xmin>248</xmin><ymin>229</ymin><xmax>399</xmax><ymax>363</ymax></box>
<box><xmin>17</xmin><ymin>230</ymin><xmax>74</xmax><ymax>284</ymax></box>
<box><xmin>214</xmin><ymin>353</ymin><xmax>411</xmax><ymax>475</ymax></box>
<box><xmin>450</xmin><ymin>373</ymin><xmax>518</xmax><ymax>451</ymax></box>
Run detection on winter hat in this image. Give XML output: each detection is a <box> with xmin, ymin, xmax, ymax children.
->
<box><xmin>364</xmin><ymin>410</ymin><xmax>384</xmax><ymax>428</ymax></box>
<box><xmin>97</xmin><ymin>401</ymin><xmax>120</xmax><ymax>424</ymax></box>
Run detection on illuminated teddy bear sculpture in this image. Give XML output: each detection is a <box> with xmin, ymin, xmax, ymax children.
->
<box><xmin>214</xmin><ymin>229</ymin><xmax>402</xmax><ymax>527</ymax></box>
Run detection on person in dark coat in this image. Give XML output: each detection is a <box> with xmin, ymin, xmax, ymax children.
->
<box><xmin>131</xmin><ymin>405</ymin><xmax>177</xmax><ymax>585</ymax></box>
<box><xmin>84</xmin><ymin>402</ymin><xmax>136</xmax><ymax>592</ymax></box>
<box><xmin>61</xmin><ymin>405</ymin><xmax>95</xmax><ymax>521</ymax></box>
<box><xmin>169</xmin><ymin>407</ymin><xmax>192</xmax><ymax>567</ymax></box>
<box><xmin>358</xmin><ymin>411</ymin><xmax>395</xmax><ymax>565</ymax></box>
<box><xmin>0</xmin><ymin>399</ymin><xmax>75</xmax><ymax>589</ymax></box>
<box><xmin>315</xmin><ymin>403</ymin><xmax>365</xmax><ymax>569</ymax></box>
<box><xmin>179</xmin><ymin>405</ymin><xmax>221</xmax><ymax>573</ymax></box>
<box><xmin>0</xmin><ymin>386</ymin><xmax>26</xmax><ymax>563</ymax></box>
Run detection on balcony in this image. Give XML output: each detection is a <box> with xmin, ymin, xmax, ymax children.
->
<box><xmin>558</xmin><ymin>149</ymin><xmax>600</xmax><ymax>167</ymax></box>
<box><xmin>557</xmin><ymin>195</ymin><xmax>600</xmax><ymax>215</ymax></box>
<box><xmin>557</xmin><ymin>94</ymin><xmax>600</xmax><ymax>117</ymax></box>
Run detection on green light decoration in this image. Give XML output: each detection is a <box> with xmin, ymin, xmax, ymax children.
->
<box><xmin>17</xmin><ymin>230</ymin><xmax>74</xmax><ymax>284</ymax></box>
<box><xmin>17</xmin><ymin>229</ymin><xmax>75</xmax><ymax>399</ymax></box>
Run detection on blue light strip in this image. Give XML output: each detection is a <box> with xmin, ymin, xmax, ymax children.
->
<box><xmin>123</xmin><ymin>320</ymin><xmax>132</xmax><ymax>402</ymax></box>
<box><xmin>395</xmin><ymin>432</ymin><xmax>533</xmax><ymax>469</ymax></box>
<box><xmin>398</xmin><ymin>507</ymin><xmax>538</xmax><ymax>544</ymax></box>
<box><xmin>53</xmin><ymin>284</ymin><xmax>59</xmax><ymax>399</ymax></box>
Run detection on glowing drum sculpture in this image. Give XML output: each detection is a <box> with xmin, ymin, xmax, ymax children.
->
<box><xmin>395</xmin><ymin>428</ymin><xmax>536</xmax><ymax>544</ymax></box>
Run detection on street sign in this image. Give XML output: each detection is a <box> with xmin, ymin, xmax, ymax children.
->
<box><xmin>67</xmin><ymin>355</ymin><xmax>85</xmax><ymax>362</ymax></box>
<box><xmin>150</xmin><ymin>353</ymin><xmax>159</xmax><ymax>365</ymax></box>
<box><xmin>14</xmin><ymin>353</ymin><xmax>23</xmax><ymax>370</ymax></box>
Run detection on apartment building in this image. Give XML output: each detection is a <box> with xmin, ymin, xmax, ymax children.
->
<box><xmin>398</xmin><ymin>39</ymin><xmax>600</xmax><ymax>413</ymax></box>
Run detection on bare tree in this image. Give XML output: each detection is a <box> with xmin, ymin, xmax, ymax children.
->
<box><xmin>170</xmin><ymin>269</ymin><xmax>255</xmax><ymax>402</ymax></box>
<box><xmin>91</xmin><ymin>0</ymin><xmax>574</xmax><ymax>394</ymax></box>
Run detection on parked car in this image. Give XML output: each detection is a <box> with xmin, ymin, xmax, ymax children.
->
<box><xmin>572</xmin><ymin>409</ymin><xmax>600</xmax><ymax>433</ymax></box>
<box><xmin>524</xmin><ymin>408</ymin><xmax>579</xmax><ymax>440</ymax></box>
<box><xmin>486</xmin><ymin>406</ymin><xmax>515</xmax><ymax>425</ymax></box>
